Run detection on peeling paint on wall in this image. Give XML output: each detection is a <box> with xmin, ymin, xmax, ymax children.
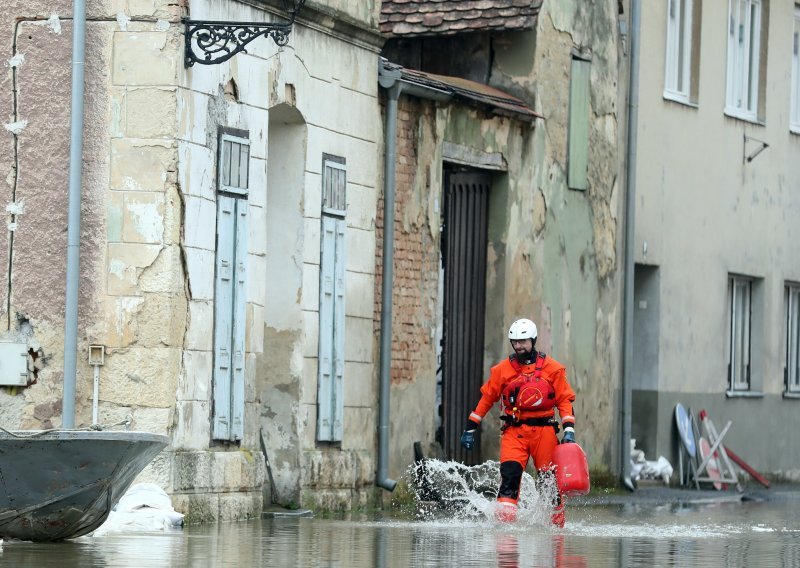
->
<box><xmin>116</xmin><ymin>13</ymin><xmax>131</xmax><ymax>32</ymax></box>
<box><xmin>4</xmin><ymin>120</ymin><xmax>28</xmax><ymax>135</ymax></box>
<box><xmin>39</xmin><ymin>14</ymin><xmax>62</xmax><ymax>35</ymax></box>
<box><xmin>5</xmin><ymin>199</ymin><xmax>24</xmax><ymax>231</ymax></box>
<box><xmin>7</xmin><ymin>53</ymin><xmax>24</xmax><ymax>68</ymax></box>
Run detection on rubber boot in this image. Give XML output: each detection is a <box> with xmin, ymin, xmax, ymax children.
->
<box><xmin>495</xmin><ymin>500</ymin><xmax>518</xmax><ymax>523</ymax></box>
<box><xmin>550</xmin><ymin>502</ymin><xmax>565</xmax><ymax>528</ymax></box>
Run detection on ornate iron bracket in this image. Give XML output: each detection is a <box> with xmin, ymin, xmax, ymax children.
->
<box><xmin>184</xmin><ymin>1</ymin><xmax>305</xmax><ymax>67</ymax></box>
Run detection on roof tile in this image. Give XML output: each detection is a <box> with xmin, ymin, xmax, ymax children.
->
<box><xmin>423</xmin><ymin>13</ymin><xmax>444</xmax><ymax>26</ymax></box>
<box><xmin>380</xmin><ymin>0</ymin><xmax>542</xmax><ymax>37</ymax></box>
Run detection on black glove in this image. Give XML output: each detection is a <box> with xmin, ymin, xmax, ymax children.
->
<box><xmin>460</xmin><ymin>429</ymin><xmax>475</xmax><ymax>450</ymax></box>
<box><xmin>561</xmin><ymin>428</ymin><xmax>576</xmax><ymax>444</ymax></box>
<box><xmin>460</xmin><ymin>419</ymin><xmax>480</xmax><ymax>451</ymax></box>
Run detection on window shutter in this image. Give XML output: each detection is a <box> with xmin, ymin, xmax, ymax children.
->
<box><xmin>332</xmin><ymin>217</ymin><xmax>346</xmax><ymax>441</ymax></box>
<box><xmin>568</xmin><ymin>57</ymin><xmax>591</xmax><ymax>191</ymax></box>
<box><xmin>213</xmin><ymin>195</ymin><xmax>236</xmax><ymax>440</ymax></box>
<box><xmin>318</xmin><ymin>155</ymin><xmax>347</xmax><ymax>443</ymax></box>
<box><xmin>230</xmin><ymin>199</ymin><xmax>248</xmax><ymax>441</ymax></box>
<box><xmin>317</xmin><ymin>215</ymin><xmax>337</xmax><ymax>441</ymax></box>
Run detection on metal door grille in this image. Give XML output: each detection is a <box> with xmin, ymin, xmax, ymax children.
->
<box><xmin>442</xmin><ymin>171</ymin><xmax>490</xmax><ymax>464</ymax></box>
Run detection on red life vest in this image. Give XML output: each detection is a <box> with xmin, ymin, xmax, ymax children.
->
<box><xmin>501</xmin><ymin>353</ymin><xmax>557</xmax><ymax>417</ymax></box>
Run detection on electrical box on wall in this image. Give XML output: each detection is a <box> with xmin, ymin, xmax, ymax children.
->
<box><xmin>0</xmin><ymin>342</ymin><xmax>28</xmax><ymax>386</ymax></box>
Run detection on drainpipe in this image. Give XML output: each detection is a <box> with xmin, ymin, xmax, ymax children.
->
<box><xmin>620</xmin><ymin>0</ymin><xmax>641</xmax><ymax>490</ymax></box>
<box><xmin>62</xmin><ymin>0</ymin><xmax>87</xmax><ymax>429</ymax></box>
<box><xmin>376</xmin><ymin>60</ymin><xmax>450</xmax><ymax>491</ymax></box>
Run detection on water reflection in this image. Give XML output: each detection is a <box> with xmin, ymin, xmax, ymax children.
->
<box><xmin>0</xmin><ymin>499</ymin><xmax>797</xmax><ymax>567</ymax></box>
<box><xmin>492</xmin><ymin>534</ymin><xmax>588</xmax><ymax>568</ymax></box>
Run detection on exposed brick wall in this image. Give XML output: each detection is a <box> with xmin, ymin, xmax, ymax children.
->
<box><xmin>374</xmin><ymin>96</ymin><xmax>439</xmax><ymax>384</ymax></box>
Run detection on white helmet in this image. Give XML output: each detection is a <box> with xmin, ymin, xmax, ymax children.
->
<box><xmin>508</xmin><ymin>319</ymin><xmax>537</xmax><ymax>341</ymax></box>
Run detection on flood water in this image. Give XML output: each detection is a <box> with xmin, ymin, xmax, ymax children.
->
<box><xmin>2</xmin><ymin>497</ymin><xmax>798</xmax><ymax>567</ymax></box>
<box><xmin>2</xmin><ymin>459</ymin><xmax>799</xmax><ymax>567</ymax></box>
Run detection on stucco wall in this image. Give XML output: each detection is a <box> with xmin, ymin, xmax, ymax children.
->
<box><xmin>0</xmin><ymin>0</ymin><xmax>195</xmax><ymax>511</ymax></box>
<box><xmin>0</xmin><ymin>2</ymin><xmax>184</xmax><ymax>434</ymax></box>
<box><xmin>380</xmin><ymin>0</ymin><xmax>624</xmax><ymax>487</ymax></box>
<box><xmin>381</xmin><ymin>0</ymin><xmax>623</xmax><ymax>483</ymax></box>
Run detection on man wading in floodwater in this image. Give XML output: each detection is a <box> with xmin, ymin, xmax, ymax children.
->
<box><xmin>460</xmin><ymin>318</ymin><xmax>577</xmax><ymax>527</ymax></box>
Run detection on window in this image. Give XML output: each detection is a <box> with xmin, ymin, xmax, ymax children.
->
<box><xmin>664</xmin><ymin>0</ymin><xmax>700</xmax><ymax>103</ymax></box>
<box><xmin>568</xmin><ymin>55</ymin><xmax>590</xmax><ymax>191</ymax></box>
<box><xmin>219</xmin><ymin>132</ymin><xmax>250</xmax><ymax>196</ymax></box>
<box><xmin>791</xmin><ymin>7</ymin><xmax>800</xmax><ymax>133</ymax></box>
<box><xmin>729</xmin><ymin>276</ymin><xmax>752</xmax><ymax>391</ymax></box>
<box><xmin>725</xmin><ymin>0</ymin><xmax>766</xmax><ymax>121</ymax></box>
<box><xmin>317</xmin><ymin>155</ymin><xmax>346</xmax><ymax>442</ymax></box>
<box><xmin>787</xmin><ymin>284</ymin><xmax>800</xmax><ymax>394</ymax></box>
<box><xmin>212</xmin><ymin>129</ymin><xmax>250</xmax><ymax>442</ymax></box>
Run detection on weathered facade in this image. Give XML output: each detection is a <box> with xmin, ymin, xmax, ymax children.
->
<box><xmin>377</xmin><ymin>0</ymin><xmax>625</xmax><ymax>482</ymax></box>
<box><xmin>631</xmin><ymin>0</ymin><xmax>800</xmax><ymax>479</ymax></box>
<box><xmin>1</xmin><ymin>0</ymin><xmax>384</xmax><ymax>520</ymax></box>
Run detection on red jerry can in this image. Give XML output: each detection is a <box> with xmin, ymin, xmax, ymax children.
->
<box><xmin>552</xmin><ymin>443</ymin><xmax>590</xmax><ymax>496</ymax></box>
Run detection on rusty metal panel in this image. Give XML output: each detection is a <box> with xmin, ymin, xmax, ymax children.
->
<box><xmin>442</xmin><ymin>171</ymin><xmax>490</xmax><ymax>464</ymax></box>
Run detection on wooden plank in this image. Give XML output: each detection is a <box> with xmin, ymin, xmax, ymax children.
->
<box><xmin>230</xmin><ymin>198</ymin><xmax>248</xmax><ymax>442</ymax></box>
<box><xmin>724</xmin><ymin>445</ymin><xmax>771</xmax><ymax>488</ymax></box>
<box><xmin>317</xmin><ymin>215</ymin><xmax>337</xmax><ymax>441</ymax></box>
<box><xmin>212</xmin><ymin>196</ymin><xmax>236</xmax><ymax>440</ymax></box>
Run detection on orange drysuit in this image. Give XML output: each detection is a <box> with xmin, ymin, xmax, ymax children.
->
<box><xmin>468</xmin><ymin>353</ymin><xmax>575</xmax><ymax>505</ymax></box>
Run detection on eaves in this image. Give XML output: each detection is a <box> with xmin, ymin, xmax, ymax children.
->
<box><xmin>237</xmin><ymin>0</ymin><xmax>385</xmax><ymax>52</ymax></box>
<box><xmin>383</xmin><ymin>61</ymin><xmax>541</xmax><ymax>123</ymax></box>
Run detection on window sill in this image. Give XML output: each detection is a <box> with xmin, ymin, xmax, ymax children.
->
<box><xmin>663</xmin><ymin>92</ymin><xmax>698</xmax><ymax>109</ymax></box>
<box><xmin>723</xmin><ymin>108</ymin><xmax>765</xmax><ymax>126</ymax></box>
<box><xmin>791</xmin><ymin>126</ymin><xmax>800</xmax><ymax>136</ymax></box>
<box><xmin>725</xmin><ymin>390</ymin><xmax>764</xmax><ymax>398</ymax></box>
<box><xmin>783</xmin><ymin>391</ymin><xmax>800</xmax><ymax>399</ymax></box>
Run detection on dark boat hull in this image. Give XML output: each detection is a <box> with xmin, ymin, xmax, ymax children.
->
<box><xmin>0</xmin><ymin>430</ymin><xmax>169</xmax><ymax>541</ymax></box>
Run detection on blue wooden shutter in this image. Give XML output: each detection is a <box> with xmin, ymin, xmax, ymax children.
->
<box><xmin>213</xmin><ymin>196</ymin><xmax>248</xmax><ymax>441</ymax></box>
<box><xmin>213</xmin><ymin>195</ymin><xmax>236</xmax><ymax>440</ymax></box>
<box><xmin>317</xmin><ymin>156</ymin><xmax>346</xmax><ymax>442</ymax></box>
<box><xmin>317</xmin><ymin>216</ymin><xmax>336</xmax><ymax>441</ymax></box>
<box><xmin>230</xmin><ymin>199</ymin><xmax>248</xmax><ymax>441</ymax></box>
<box><xmin>332</xmin><ymin>217</ymin><xmax>346</xmax><ymax>441</ymax></box>
<box><xmin>213</xmin><ymin>129</ymin><xmax>250</xmax><ymax>442</ymax></box>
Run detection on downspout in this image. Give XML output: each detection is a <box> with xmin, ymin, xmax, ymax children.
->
<box><xmin>376</xmin><ymin>75</ymin><xmax>401</xmax><ymax>492</ymax></box>
<box><xmin>620</xmin><ymin>0</ymin><xmax>641</xmax><ymax>489</ymax></box>
<box><xmin>376</xmin><ymin>60</ymin><xmax>450</xmax><ymax>491</ymax></box>
<box><xmin>62</xmin><ymin>0</ymin><xmax>87</xmax><ymax>429</ymax></box>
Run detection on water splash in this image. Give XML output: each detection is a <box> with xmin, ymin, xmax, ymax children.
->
<box><xmin>406</xmin><ymin>459</ymin><xmax>559</xmax><ymax>527</ymax></box>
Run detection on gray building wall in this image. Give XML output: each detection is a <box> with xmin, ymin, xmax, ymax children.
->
<box><xmin>633</xmin><ymin>0</ymin><xmax>800</xmax><ymax>478</ymax></box>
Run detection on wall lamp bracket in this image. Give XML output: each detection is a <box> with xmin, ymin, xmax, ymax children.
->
<box><xmin>184</xmin><ymin>0</ymin><xmax>305</xmax><ymax>67</ymax></box>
